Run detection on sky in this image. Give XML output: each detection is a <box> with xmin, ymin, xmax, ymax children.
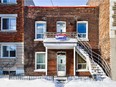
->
<box><xmin>33</xmin><ymin>0</ymin><xmax>88</xmax><ymax>6</ymax></box>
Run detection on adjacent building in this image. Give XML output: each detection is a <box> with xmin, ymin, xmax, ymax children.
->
<box><xmin>0</xmin><ymin>0</ymin><xmax>34</xmax><ymax>75</ymax></box>
<box><xmin>88</xmin><ymin>0</ymin><xmax>116</xmax><ymax>80</ymax></box>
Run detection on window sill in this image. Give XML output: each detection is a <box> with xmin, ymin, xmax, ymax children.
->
<box><xmin>34</xmin><ymin>39</ymin><xmax>43</xmax><ymax>41</ymax></box>
<box><xmin>0</xmin><ymin>30</ymin><xmax>17</xmax><ymax>32</ymax></box>
<box><xmin>34</xmin><ymin>69</ymin><xmax>46</xmax><ymax>72</ymax></box>
<box><xmin>77</xmin><ymin>38</ymin><xmax>89</xmax><ymax>41</ymax></box>
<box><xmin>76</xmin><ymin>69</ymin><xmax>89</xmax><ymax>72</ymax></box>
<box><xmin>0</xmin><ymin>57</ymin><xmax>16</xmax><ymax>59</ymax></box>
<box><xmin>0</xmin><ymin>3</ymin><xmax>17</xmax><ymax>5</ymax></box>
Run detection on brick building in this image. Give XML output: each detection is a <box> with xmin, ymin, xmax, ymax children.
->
<box><xmin>0</xmin><ymin>0</ymin><xmax>111</xmax><ymax>79</ymax></box>
<box><xmin>0</xmin><ymin>0</ymin><xmax>34</xmax><ymax>75</ymax></box>
<box><xmin>88</xmin><ymin>0</ymin><xmax>116</xmax><ymax>80</ymax></box>
<box><xmin>24</xmin><ymin>6</ymin><xmax>105</xmax><ymax>76</ymax></box>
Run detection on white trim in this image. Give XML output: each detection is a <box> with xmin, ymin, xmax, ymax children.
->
<box><xmin>76</xmin><ymin>69</ymin><xmax>89</xmax><ymax>72</ymax></box>
<box><xmin>74</xmin><ymin>47</ymin><xmax>76</xmax><ymax>76</ymax></box>
<box><xmin>56</xmin><ymin>21</ymin><xmax>66</xmax><ymax>32</ymax></box>
<box><xmin>34</xmin><ymin>70</ymin><xmax>46</xmax><ymax>72</ymax></box>
<box><xmin>35</xmin><ymin>52</ymin><xmax>46</xmax><ymax>72</ymax></box>
<box><xmin>77</xmin><ymin>21</ymin><xmax>88</xmax><ymax>40</ymax></box>
<box><xmin>34</xmin><ymin>39</ymin><xmax>43</xmax><ymax>41</ymax></box>
<box><xmin>45</xmin><ymin>47</ymin><xmax>48</xmax><ymax>75</ymax></box>
<box><xmin>1</xmin><ymin>44</ymin><xmax>17</xmax><ymax>58</ymax></box>
<box><xmin>35</xmin><ymin>21</ymin><xmax>46</xmax><ymax>40</ymax></box>
<box><xmin>0</xmin><ymin>14</ymin><xmax>17</xmax><ymax>17</ymax></box>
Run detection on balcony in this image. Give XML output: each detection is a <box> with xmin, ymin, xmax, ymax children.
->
<box><xmin>43</xmin><ymin>32</ymin><xmax>78</xmax><ymax>49</ymax></box>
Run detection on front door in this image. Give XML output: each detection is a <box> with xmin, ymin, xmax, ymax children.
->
<box><xmin>57</xmin><ymin>53</ymin><xmax>66</xmax><ymax>76</ymax></box>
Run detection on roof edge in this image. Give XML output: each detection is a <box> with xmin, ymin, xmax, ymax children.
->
<box><xmin>26</xmin><ymin>6</ymin><xmax>98</xmax><ymax>8</ymax></box>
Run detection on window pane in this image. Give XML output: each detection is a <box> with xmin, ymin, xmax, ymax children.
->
<box><xmin>3</xmin><ymin>18</ymin><xmax>9</xmax><ymax>30</ymax></box>
<box><xmin>37</xmin><ymin>34</ymin><xmax>43</xmax><ymax>39</ymax></box>
<box><xmin>37</xmin><ymin>29</ymin><xmax>43</xmax><ymax>33</ymax></box>
<box><xmin>10</xmin><ymin>0</ymin><xmax>16</xmax><ymax>3</ymax></box>
<box><xmin>77</xmin><ymin>23</ymin><xmax>86</xmax><ymax>33</ymax></box>
<box><xmin>37</xmin><ymin>64</ymin><xmax>45</xmax><ymax>69</ymax></box>
<box><xmin>3</xmin><ymin>0</ymin><xmax>8</xmax><ymax>3</ymax></box>
<box><xmin>10</xmin><ymin>18</ymin><xmax>16</xmax><ymax>30</ymax></box>
<box><xmin>37</xmin><ymin>54</ymin><xmax>45</xmax><ymax>63</ymax></box>
<box><xmin>3</xmin><ymin>46</ymin><xmax>8</xmax><ymax>57</ymax></box>
<box><xmin>9</xmin><ymin>46</ymin><xmax>16</xmax><ymax>57</ymax></box>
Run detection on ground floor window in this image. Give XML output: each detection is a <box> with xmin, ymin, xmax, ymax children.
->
<box><xmin>35</xmin><ymin>52</ymin><xmax>46</xmax><ymax>71</ymax></box>
<box><xmin>77</xmin><ymin>54</ymin><xmax>87</xmax><ymax>70</ymax></box>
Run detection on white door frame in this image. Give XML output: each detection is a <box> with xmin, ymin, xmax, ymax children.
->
<box><xmin>57</xmin><ymin>51</ymin><xmax>66</xmax><ymax>76</ymax></box>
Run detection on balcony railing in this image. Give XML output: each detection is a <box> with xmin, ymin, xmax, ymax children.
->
<box><xmin>44</xmin><ymin>32</ymin><xmax>77</xmax><ymax>39</ymax></box>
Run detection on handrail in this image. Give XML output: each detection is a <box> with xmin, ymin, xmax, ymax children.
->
<box><xmin>44</xmin><ymin>32</ymin><xmax>77</xmax><ymax>38</ymax></box>
<box><xmin>77</xmin><ymin>38</ymin><xmax>111</xmax><ymax>77</ymax></box>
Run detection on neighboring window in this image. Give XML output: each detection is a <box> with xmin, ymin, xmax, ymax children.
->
<box><xmin>77</xmin><ymin>21</ymin><xmax>88</xmax><ymax>39</ymax></box>
<box><xmin>35</xmin><ymin>21</ymin><xmax>46</xmax><ymax>40</ymax></box>
<box><xmin>77</xmin><ymin>54</ymin><xmax>87</xmax><ymax>70</ymax></box>
<box><xmin>2</xmin><ymin>45</ymin><xmax>16</xmax><ymax>58</ymax></box>
<box><xmin>57</xmin><ymin>21</ymin><xmax>66</xmax><ymax>32</ymax></box>
<box><xmin>35</xmin><ymin>53</ymin><xmax>46</xmax><ymax>71</ymax></box>
<box><xmin>1</xmin><ymin>0</ymin><xmax>16</xmax><ymax>4</ymax></box>
<box><xmin>1</xmin><ymin>17</ymin><xmax>16</xmax><ymax>31</ymax></box>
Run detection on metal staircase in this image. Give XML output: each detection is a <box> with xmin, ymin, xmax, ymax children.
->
<box><xmin>75</xmin><ymin>39</ymin><xmax>111</xmax><ymax>79</ymax></box>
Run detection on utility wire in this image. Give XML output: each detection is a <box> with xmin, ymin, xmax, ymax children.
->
<box><xmin>50</xmin><ymin>0</ymin><xmax>54</xmax><ymax>6</ymax></box>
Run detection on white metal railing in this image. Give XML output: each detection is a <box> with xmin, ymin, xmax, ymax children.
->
<box><xmin>76</xmin><ymin>38</ymin><xmax>111</xmax><ymax>77</ymax></box>
<box><xmin>44</xmin><ymin>32</ymin><xmax>77</xmax><ymax>39</ymax></box>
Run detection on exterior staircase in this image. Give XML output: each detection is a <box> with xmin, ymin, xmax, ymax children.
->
<box><xmin>75</xmin><ymin>41</ymin><xmax>111</xmax><ymax>80</ymax></box>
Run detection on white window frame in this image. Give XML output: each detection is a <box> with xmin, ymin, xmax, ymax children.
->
<box><xmin>57</xmin><ymin>21</ymin><xmax>66</xmax><ymax>33</ymax></box>
<box><xmin>34</xmin><ymin>21</ymin><xmax>46</xmax><ymax>41</ymax></box>
<box><xmin>34</xmin><ymin>52</ymin><xmax>46</xmax><ymax>72</ymax></box>
<box><xmin>77</xmin><ymin>21</ymin><xmax>88</xmax><ymax>41</ymax></box>
<box><xmin>76</xmin><ymin>59</ymin><xmax>88</xmax><ymax>72</ymax></box>
<box><xmin>1</xmin><ymin>45</ymin><xmax>16</xmax><ymax>58</ymax></box>
<box><xmin>1</xmin><ymin>0</ymin><xmax>17</xmax><ymax>4</ymax></box>
<box><xmin>1</xmin><ymin>16</ymin><xmax>17</xmax><ymax>31</ymax></box>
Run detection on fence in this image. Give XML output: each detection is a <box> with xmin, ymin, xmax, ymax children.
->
<box><xmin>9</xmin><ymin>75</ymin><xmax>54</xmax><ymax>81</ymax></box>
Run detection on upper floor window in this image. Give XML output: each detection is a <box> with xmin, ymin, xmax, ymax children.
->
<box><xmin>77</xmin><ymin>21</ymin><xmax>88</xmax><ymax>40</ymax></box>
<box><xmin>57</xmin><ymin>21</ymin><xmax>66</xmax><ymax>32</ymax></box>
<box><xmin>1</xmin><ymin>0</ymin><xmax>16</xmax><ymax>4</ymax></box>
<box><xmin>35</xmin><ymin>21</ymin><xmax>46</xmax><ymax>40</ymax></box>
<box><xmin>1</xmin><ymin>45</ymin><xmax>16</xmax><ymax>58</ymax></box>
<box><xmin>1</xmin><ymin>17</ymin><xmax>16</xmax><ymax>31</ymax></box>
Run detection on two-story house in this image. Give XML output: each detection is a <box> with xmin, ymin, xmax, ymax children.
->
<box><xmin>24</xmin><ymin>6</ymin><xmax>108</xmax><ymax>77</ymax></box>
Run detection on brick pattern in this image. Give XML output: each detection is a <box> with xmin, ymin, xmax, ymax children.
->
<box><xmin>24</xmin><ymin>7</ymin><xmax>99</xmax><ymax>75</ymax></box>
<box><xmin>0</xmin><ymin>0</ymin><xmax>24</xmax><ymax>42</ymax></box>
<box><xmin>88</xmin><ymin>0</ymin><xmax>110</xmax><ymax>63</ymax></box>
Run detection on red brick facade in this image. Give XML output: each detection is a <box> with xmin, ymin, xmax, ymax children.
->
<box><xmin>0</xmin><ymin>0</ymin><xmax>24</xmax><ymax>42</ymax></box>
<box><xmin>24</xmin><ymin>6</ymin><xmax>99</xmax><ymax>76</ymax></box>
